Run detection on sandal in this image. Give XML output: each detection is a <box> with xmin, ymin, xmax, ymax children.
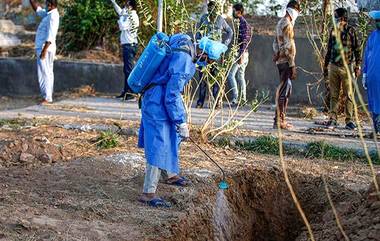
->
<box><xmin>139</xmin><ymin>197</ymin><xmax>171</xmax><ymax>208</ymax></box>
<box><xmin>166</xmin><ymin>176</ymin><xmax>191</xmax><ymax>187</ymax></box>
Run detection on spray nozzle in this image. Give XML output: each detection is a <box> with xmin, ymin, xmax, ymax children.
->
<box><xmin>218</xmin><ymin>180</ymin><xmax>229</xmax><ymax>190</ymax></box>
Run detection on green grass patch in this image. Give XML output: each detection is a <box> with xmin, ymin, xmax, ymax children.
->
<box><xmin>0</xmin><ymin>119</ymin><xmax>29</xmax><ymax>129</ymax></box>
<box><xmin>236</xmin><ymin>136</ymin><xmax>280</xmax><ymax>155</ymax></box>
<box><xmin>305</xmin><ymin>141</ymin><xmax>358</xmax><ymax>161</ymax></box>
<box><xmin>96</xmin><ymin>131</ymin><xmax>119</xmax><ymax>149</ymax></box>
<box><xmin>217</xmin><ymin>135</ymin><xmax>380</xmax><ymax>165</ymax></box>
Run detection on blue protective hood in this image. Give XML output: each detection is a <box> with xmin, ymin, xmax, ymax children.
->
<box><xmin>198</xmin><ymin>37</ymin><xmax>228</xmax><ymax>60</ymax></box>
<box><xmin>169</xmin><ymin>34</ymin><xmax>195</xmax><ymax>59</ymax></box>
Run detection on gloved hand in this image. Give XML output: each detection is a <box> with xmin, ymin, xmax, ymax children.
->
<box><xmin>177</xmin><ymin>123</ymin><xmax>189</xmax><ymax>140</ymax></box>
<box><xmin>362</xmin><ymin>73</ymin><xmax>367</xmax><ymax>90</ymax></box>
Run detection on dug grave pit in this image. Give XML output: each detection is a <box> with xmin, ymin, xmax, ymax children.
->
<box><xmin>170</xmin><ymin>167</ymin><xmax>364</xmax><ymax>241</ymax></box>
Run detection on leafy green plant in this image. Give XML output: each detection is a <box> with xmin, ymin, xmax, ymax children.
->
<box><xmin>60</xmin><ymin>0</ymin><xmax>118</xmax><ymax>52</ymax></box>
<box><xmin>96</xmin><ymin>131</ymin><xmax>119</xmax><ymax>149</ymax></box>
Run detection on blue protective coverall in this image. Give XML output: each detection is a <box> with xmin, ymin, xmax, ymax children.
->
<box><xmin>363</xmin><ymin>29</ymin><xmax>380</xmax><ymax>132</ymax></box>
<box><xmin>137</xmin><ymin>34</ymin><xmax>196</xmax><ymax>174</ymax></box>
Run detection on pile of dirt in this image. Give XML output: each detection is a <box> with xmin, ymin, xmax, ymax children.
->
<box><xmin>56</xmin><ymin>85</ymin><xmax>97</xmax><ymax>99</ymax></box>
<box><xmin>297</xmin><ymin>174</ymin><xmax>380</xmax><ymax>241</ymax></box>
<box><xmin>0</xmin><ymin>134</ymin><xmax>66</xmax><ymax>167</ymax></box>
<box><xmin>62</xmin><ymin>49</ymin><xmax>122</xmax><ymax>64</ymax></box>
<box><xmin>0</xmin><ymin>120</ymin><xmax>141</xmax><ymax>168</ymax></box>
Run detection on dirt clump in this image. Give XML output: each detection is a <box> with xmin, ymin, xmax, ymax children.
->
<box><xmin>62</xmin><ymin>49</ymin><xmax>122</xmax><ymax>64</ymax></box>
<box><xmin>0</xmin><ymin>134</ymin><xmax>65</xmax><ymax>167</ymax></box>
<box><xmin>296</xmin><ymin>174</ymin><xmax>380</xmax><ymax>241</ymax></box>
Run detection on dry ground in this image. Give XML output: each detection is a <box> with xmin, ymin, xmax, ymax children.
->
<box><xmin>0</xmin><ymin>116</ymin><xmax>379</xmax><ymax>240</ymax></box>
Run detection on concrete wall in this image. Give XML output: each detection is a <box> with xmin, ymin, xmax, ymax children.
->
<box><xmin>0</xmin><ymin>58</ymin><xmax>124</xmax><ymax>96</ymax></box>
<box><xmin>0</xmin><ymin>35</ymin><xmax>326</xmax><ymax>105</ymax></box>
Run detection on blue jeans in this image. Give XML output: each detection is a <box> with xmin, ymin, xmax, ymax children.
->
<box><xmin>197</xmin><ymin>66</ymin><xmax>219</xmax><ymax>107</ymax></box>
<box><xmin>122</xmin><ymin>44</ymin><xmax>138</xmax><ymax>94</ymax></box>
<box><xmin>227</xmin><ymin>52</ymin><xmax>249</xmax><ymax>103</ymax></box>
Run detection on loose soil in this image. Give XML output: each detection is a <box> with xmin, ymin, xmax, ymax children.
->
<box><xmin>0</xmin><ymin>117</ymin><xmax>379</xmax><ymax>240</ymax></box>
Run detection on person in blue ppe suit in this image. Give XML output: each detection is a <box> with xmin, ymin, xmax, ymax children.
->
<box><xmin>363</xmin><ymin>10</ymin><xmax>380</xmax><ymax>135</ymax></box>
<box><xmin>138</xmin><ymin>34</ymin><xmax>227</xmax><ymax>207</ymax></box>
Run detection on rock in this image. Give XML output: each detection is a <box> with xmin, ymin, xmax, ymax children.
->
<box><xmin>368</xmin><ymin>229</ymin><xmax>380</xmax><ymax>239</ymax></box>
<box><xmin>30</xmin><ymin>216</ymin><xmax>59</xmax><ymax>228</ymax></box>
<box><xmin>34</xmin><ymin>136</ymin><xmax>50</xmax><ymax>144</ymax></box>
<box><xmin>40</xmin><ymin>154</ymin><xmax>52</xmax><ymax>164</ymax></box>
<box><xmin>370</xmin><ymin>201</ymin><xmax>380</xmax><ymax>211</ymax></box>
<box><xmin>19</xmin><ymin>153</ymin><xmax>35</xmax><ymax>162</ymax></box>
<box><xmin>21</xmin><ymin>143</ymin><xmax>28</xmax><ymax>152</ymax></box>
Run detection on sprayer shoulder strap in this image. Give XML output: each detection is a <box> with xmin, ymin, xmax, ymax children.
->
<box><xmin>170</xmin><ymin>47</ymin><xmax>192</xmax><ymax>57</ymax></box>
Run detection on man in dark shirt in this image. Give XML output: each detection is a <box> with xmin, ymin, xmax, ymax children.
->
<box><xmin>227</xmin><ymin>3</ymin><xmax>252</xmax><ymax>106</ymax></box>
<box><xmin>324</xmin><ymin>8</ymin><xmax>361</xmax><ymax>130</ymax></box>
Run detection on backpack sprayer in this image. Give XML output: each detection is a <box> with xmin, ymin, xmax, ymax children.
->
<box><xmin>189</xmin><ymin>137</ymin><xmax>229</xmax><ymax>190</ymax></box>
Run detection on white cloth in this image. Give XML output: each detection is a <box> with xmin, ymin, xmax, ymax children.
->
<box><xmin>111</xmin><ymin>1</ymin><xmax>139</xmax><ymax>45</ymax></box>
<box><xmin>37</xmin><ymin>50</ymin><xmax>55</xmax><ymax>102</ymax></box>
<box><xmin>35</xmin><ymin>7</ymin><xmax>60</xmax><ymax>55</ymax></box>
<box><xmin>286</xmin><ymin>7</ymin><xmax>299</xmax><ymax>25</ymax></box>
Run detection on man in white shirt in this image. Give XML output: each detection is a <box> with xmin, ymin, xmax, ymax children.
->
<box><xmin>111</xmin><ymin>0</ymin><xmax>139</xmax><ymax>100</ymax></box>
<box><xmin>30</xmin><ymin>0</ymin><xmax>60</xmax><ymax>105</ymax></box>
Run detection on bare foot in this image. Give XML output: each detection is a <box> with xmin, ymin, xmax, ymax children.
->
<box><xmin>138</xmin><ymin>193</ymin><xmax>156</xmax><ymax>202</ymax></box>
<box><xmin>40</xmin><ymin>100</ymin><xmax>52</xmax><ymax>105</ymax></box>
<box><xmin>165</xmin><ymin>176</ymin><xmax>191</xmax><ymax>186</ymax></box>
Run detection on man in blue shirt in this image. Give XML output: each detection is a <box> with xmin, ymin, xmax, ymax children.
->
<box><xmin>29</xmin><ymin>0</ymin><xmax>59</xmax><ymax>105</ymax></box>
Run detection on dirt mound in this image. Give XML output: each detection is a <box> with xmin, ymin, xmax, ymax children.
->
<box><xmin>57</xmin><ymin>85</ymin><xmax>97</xmax><ymax>99</ymax></box>
<box><xmin>296</xmin><ymin>174</ymin><xmax>380</xmax><ymax>241</ymax></box>
<box><xmin>63</xmin><ymin>50</ymin><xmax>121</xmax><ymax>64</ymax></box>
<box><xmin>0</xmin><ymin>135</ymin><xmax>66</xmax><ymax>167</ymax></box>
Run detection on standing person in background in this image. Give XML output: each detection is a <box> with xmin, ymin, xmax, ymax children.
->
<box><xmin>29</xmin><ymin>0</ymin><xmax>59</xmax><ymax>105</ymax></box>
<box><xmin>363</xmin><ymin>10</ymin><xmax>380</xmax><ymax>135</ymax></box>
<box><xmin>111</xmin><ymin>0</ymin><xmax>139</xmax><ymax>101</ymax></box>
<box><xmin>195</xmin><ymin>0</ymin><xmax>233</xmax><ymax>108</ymax></box>
<box><xmin>324</xmin><ymin>8</ymin><xmax>361</xmax><ymax>130</ymax></box>
<box><xmin>227</xmin><ymin>3</ymin><xmax>252</xmax><ymax>106</ymax></box>
<box><xmin>272</xmin><ymin>1</ymin><xmax>301</xmax><ymax>129</ymax></box>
